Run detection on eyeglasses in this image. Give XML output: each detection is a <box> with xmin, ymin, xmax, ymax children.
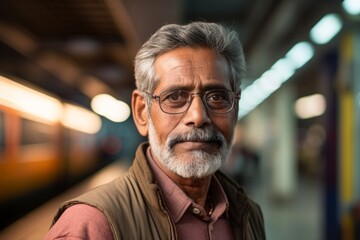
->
<box><xmin>144</xmin><ymin>89</ymin><xmax>240</xmax><ymax>114</ymax></box>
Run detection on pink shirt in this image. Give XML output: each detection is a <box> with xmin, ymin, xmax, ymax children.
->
<box><xmin>45</xmin><ymin>146</ymin><xmax>234</xmax><ymax>239</ymax></box>
<box><xmin>45</xmin><ymin>204</ymin><xmax>113</xmax><ymax>240</ymax></box>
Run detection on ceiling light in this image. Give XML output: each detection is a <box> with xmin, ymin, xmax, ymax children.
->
<box><xmin>91</xmin><ymin>94</ymin><xmax>131</xmax><ymax>123</ymax></box>
<box><xmin>0</xmin><ymin>75</ymin><xmax>63</xmax><ymax>123</ymax></box>
<box><xmin>62</xmin><ymin>103</ymin><xmax>102</xmax><ymax>134</ymax></box>
<box><xmin>285</xmin><ymin>41</ymin><xmax>315</xmax><ymax>68</ymax></box>
<box><xmin>295</xmin><ymin>94</ymin><xmax>326</xmax><ymax>119</ymax></box>
<box><xmin>238</xmin><ymin>41</ymin><xmax>315</xmax><ymax>120</ymax></box>
<box><xmin>342</xmin><ymin>0</ymin><xmax>360</xmax><ymax>15</ymax></box>
<box><xmin>310</xmin><ymin>13</ymin><xmax>343</xmax><ymax>44</ymax></box>
<box><xmin>270</xmin><ymin>58</ymin><xmax>296</xmax><ymax>83</ymax></box>
<box><xmin>238</xmin><ymin>101</ymin><xmax>257</xmax><ymax>119</ymax></box>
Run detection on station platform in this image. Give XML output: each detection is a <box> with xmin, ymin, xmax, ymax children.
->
<box><xmin>0</xmin><ymin>161</ymin><xmax>128</xmax><ymax>240</ymax></box>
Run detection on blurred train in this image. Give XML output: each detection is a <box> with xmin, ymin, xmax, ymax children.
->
<box><xmin>0</xmin><ymin>74</ymin><xmax>104</xmax><ymax>229</ymax></box>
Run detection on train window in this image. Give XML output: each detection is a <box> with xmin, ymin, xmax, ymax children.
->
<box><xmin>20</xmin><ymin>118</ymin><xmax>54</xmax><ymax>145</ymax></box>
<box><xmin>0</xmin><ymin>112</ymin><xmax>4</xmax><ymax>152</ymax></box>
<box><xmin>19</xmin><ymin>117</ymin><xmax>58</xmax><ymax>162</ymax></box>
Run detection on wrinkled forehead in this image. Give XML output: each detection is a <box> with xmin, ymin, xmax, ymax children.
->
<box><xmin>153</xmin><ymin>47</ymin><xmax>231</xmax><ymax>91</ymax></box>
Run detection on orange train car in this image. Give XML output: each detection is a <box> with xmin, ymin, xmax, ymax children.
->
<box><xmin>0</xmin><ymin>75</ymin><xmax>102</xmax><ymax>229</ymax></box>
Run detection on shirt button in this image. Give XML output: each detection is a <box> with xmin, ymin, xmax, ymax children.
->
<box><xmin>192</xmin><ymin>207</ymin><xmax>201</xmax><ymax>215</ymax></box>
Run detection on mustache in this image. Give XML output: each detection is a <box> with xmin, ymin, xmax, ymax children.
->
<box><xmin>167</xmin><ymin>128</ymin><xmax>226</xmax><ymax>149</ymax></box>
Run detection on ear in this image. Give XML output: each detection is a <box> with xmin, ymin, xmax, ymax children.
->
<box><xmin>131</xmin><ymin>90</ymin><xmax>149</xmax><ymax>136</ymax></box>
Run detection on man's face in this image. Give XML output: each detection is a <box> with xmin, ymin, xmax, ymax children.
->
<box><xmin>147</xmin><ymin>47</ymin><xmax>238</xmax><ymax>178</ymax></box>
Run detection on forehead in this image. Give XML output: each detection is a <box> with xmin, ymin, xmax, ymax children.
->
<box><xmin>154</xmin><ymin>47</ymin><xmax>231</xmax><ymax>91</ymax></box>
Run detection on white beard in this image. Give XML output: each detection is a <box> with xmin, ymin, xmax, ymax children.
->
<box><xmin>148</xmin><ymin>118</ymin><xmax>230</xmax><ymax>178</ymax></box>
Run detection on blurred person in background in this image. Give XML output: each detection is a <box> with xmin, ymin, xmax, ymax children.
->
<box><xmin>45</xmin><ymin>21</ymin><xmax>265</xmax><ymax>240</ymax></box>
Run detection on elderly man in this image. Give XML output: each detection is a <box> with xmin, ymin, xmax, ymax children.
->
<box><xmin>46</xmin><ymin>22</ymin><xmax>265</xmax><ymax>240</ymax></box>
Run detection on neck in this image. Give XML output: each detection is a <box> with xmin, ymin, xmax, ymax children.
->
<box><xmin>174</xmin><ymin>175</ymin><xmax>212</xmax><ymax>206</ymax></box>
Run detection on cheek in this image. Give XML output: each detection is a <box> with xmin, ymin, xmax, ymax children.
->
<box><xmin>150</xmin><ymin>110</ymin><xmax>178</xmax><ymax>142</ymax></box>
<box><xmin>214</xmin><ymin>116</ymin><xmax>237</xmax><ymax>142</ymax></box>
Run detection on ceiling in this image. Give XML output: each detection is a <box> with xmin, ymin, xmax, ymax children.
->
<box><xmin>0</xmin><ymin>0</ymin><xmax>342</xmax><ymax>110</ymax></box>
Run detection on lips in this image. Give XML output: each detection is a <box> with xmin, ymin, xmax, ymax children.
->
<box><xmin>170</xmin><ymin>141</ymin><xmax>221</xmax><ymax>155</ymax></box>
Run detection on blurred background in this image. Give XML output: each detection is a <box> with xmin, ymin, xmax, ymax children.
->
<box><xmin>0</xmin><ymin>0</ymin><xmax>359</xmax><ymax>239</ymax></box>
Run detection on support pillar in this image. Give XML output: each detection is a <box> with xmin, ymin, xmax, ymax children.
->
<box><xmin>271</xmin><ymin>84</ymin><xmax>297</xmax><ymax>200</ymax></box>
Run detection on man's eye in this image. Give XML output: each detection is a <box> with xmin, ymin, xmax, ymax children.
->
<box><xmin>164</xmin><ymin>91</ymin><xmax>188</xmax><ymax>102</ymax></box>
<box><xmin>207</xmin><ymin>92</ymin><xmax>227</xmax><ymax>101</ymax></box>
<box><xmin>168</xmin><ymin>93</ymin><xmax>180</xmax><ymax>101</ymax></box>
<box><xmin>211</xmin><ymin>94</ymin><xmax>223</xmax><ymax>100</ymax></box>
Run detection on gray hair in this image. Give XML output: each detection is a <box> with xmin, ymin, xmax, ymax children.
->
<box><xmin>134</xmin><ymin>21</ymin><xmax>245</xmax><ymax>95</ymax></box>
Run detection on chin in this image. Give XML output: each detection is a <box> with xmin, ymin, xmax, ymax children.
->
<box><xmin>165</xmin><ymin>151</ymin><xmax>223</xmax><ymax>178</ymax></box>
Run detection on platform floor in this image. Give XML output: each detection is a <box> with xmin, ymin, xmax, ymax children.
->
<box><xmin>0</xmin><ymin>161</ymin><xmax>128</xmax><ymax>240</ymax></box>
<box><xmin>248</xmin><ymin>177</ymin><xmax>323</xmax><ymax>240</ymax></box>
<box><xmin>0</xmin><ymin>161</ymin><xmax>323</xmax><ymax>240</ymax></box>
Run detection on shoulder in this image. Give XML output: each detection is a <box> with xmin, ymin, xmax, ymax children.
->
<box><xmin>48</xmin><ymin>176</ymin><xmax>133</xmax><ymax>238</ymax></box>
<box><xmin>70</xmin><ymin>173</ymin><xmax>135</xmax><ymax>207</ymax></box>
<box><xmin>45</xmin><ymin>204</ymin><xmax>113</xmax><ymax>240</ymax></box>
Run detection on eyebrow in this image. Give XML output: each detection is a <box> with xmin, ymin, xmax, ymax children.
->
<box><xmin>159</xmin><ymin>84</ymin><xmax>231</xmax><ymax>94</ymax></box>
<box><xmin>202</xmin><ymin>84</ymin><xmax>231</xmax><ymax>92</ymax></box>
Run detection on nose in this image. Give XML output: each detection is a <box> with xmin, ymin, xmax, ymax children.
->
<box><xmin>183</xmin><ymin>94</ymin><xmax>211</xmax><ymax>128</ymax></box>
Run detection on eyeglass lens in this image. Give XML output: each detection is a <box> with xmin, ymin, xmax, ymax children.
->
<box><xmin>158</xmin><ymin>90</ymin><xmax>235</xmax><ymax>114</ymax></box>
